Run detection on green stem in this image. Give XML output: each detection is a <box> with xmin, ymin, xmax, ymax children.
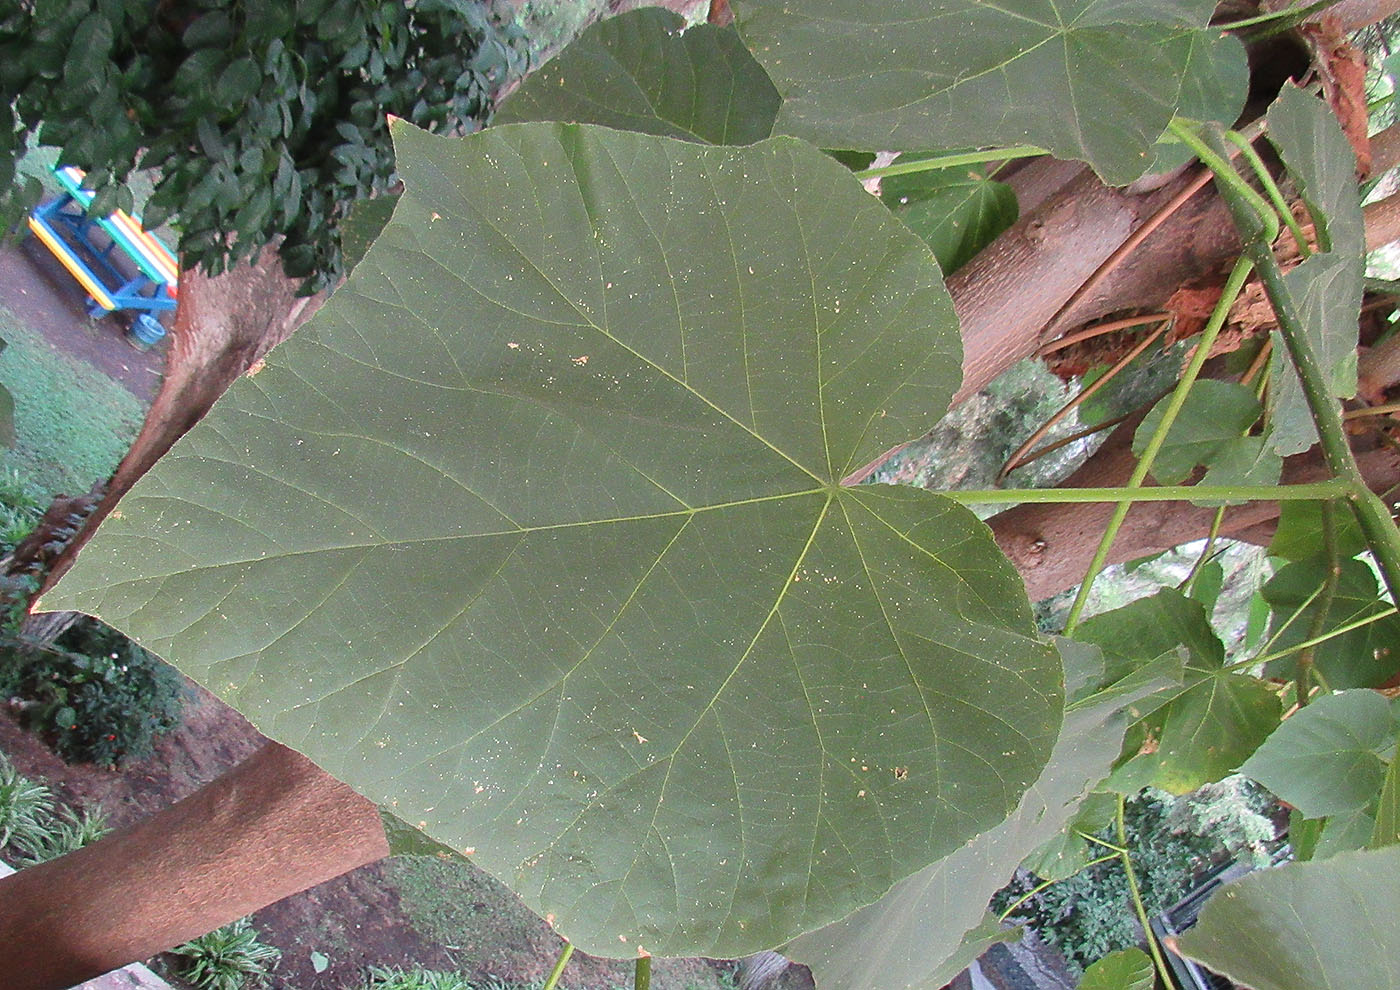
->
<box><xmin>1243</xmin><ymin>605</ymin><xmax>1400</xmax><ymax>669</ymax></box>
<box><xmin>853</xmin><ymin>146</ymin><xmax>1047</xmax><ymax>181</ymax></box>
<box><xmin>1115</xmin><ymin>796</ymin><xmax>1175</xmax><ymax>990</ymax></box>
<box><xmin>635</xmin><ymin>954</ymin><xmax>651</xmax><ymax>990</ymax></box>
<box><xmin>1181</xmin><ymin>506</ymin><xmax>1228</xmax><ymax>596</ymax></box>
<box><xmin>1248</xmin><ymin>245</ymin><xmax>1400</xmax><ymax>603</ymax></box>
<box><xmin>1214</xmin><ymin>0</ymin><xmax>1343</xmax><ymax>33</ymax></box>
<box><xmin>945</xmin><ymin>479</ymin><xmax>1349</xmax><ymax>505</ymax></box>
<box><xmin>1297</xmin><ymin>502</ymin><xmax>1341</xmax><ymax>705</ymax></box>
<box><xmin>1062</xmin><ymin>255</ymin><xmax>1257</xmax><ymax>635</ymax></box>
<box><xmin>543</xmin><ymin>941</ymin><xmax>574</xmax><ymax>990</ymax></box>
<box><xmin>1226</xmin><ymin>130</ymin><xmax>1312</xmax><ymax>257</ymax></box>
<box><xmin>996</xmin><ymin>852</ymin><xmax>1120</xmax><ymax>922</ymax></box>
<box><xmin>1183</xmin><ymin>116</ymin><xmax>1400</xmax><ymax>609</ymax></box>
<box><xmin>1170</xmin><ymin>121</ymin><xmax>1279</xmax><ymax>243</ymax></box>
<box><xmin>1255</xmin><ymin>581</ymin><xmax>1328</xmax><ymax>660</ymax></box>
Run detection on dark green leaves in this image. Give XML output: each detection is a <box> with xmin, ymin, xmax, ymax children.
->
<box><xmin>1133</xmin><ymin>381</ymin><xmax>1277</xmax><ymax>487</ymax></box>
<box><xmin>495</xmin><ymin>9</ymin><xmax>780</xmax><ymax>145</ymax></box>
<box><xmin>1262</xmin><ymin>560</ymin><xmax>1400</xmax><ymax>689</ymax></box>
<box><xmin>1177</xmin><ymin>846</ymin><xmax>1400</xmax><ymax>990</ymax></box>
<box><xmin>1239</xmin><ymin>690</ymin><xmax>1394</xmax><ymax>819</ymax></box>
<box><xmin>736</xmin><ymin>0</ymin><xmax>1236</xmax><ymax>185</ymax></box>
<box><xmin>880</xmin><ymin>158</ymin><xmax>1017</xmax><ymax>275</ymax></box>
<box><xmin>49</xmin><ymin>122</ymin><xmax>1061</xmax><ymax>958</ymax></box>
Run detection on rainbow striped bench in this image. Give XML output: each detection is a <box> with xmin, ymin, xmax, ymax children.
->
<box><xmin>27</xmin><ymin>166</ymin><xmax>178</xmax><ymax>332</ymax></box>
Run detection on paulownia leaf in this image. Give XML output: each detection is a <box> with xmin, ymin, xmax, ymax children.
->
<box><xmin>1269</xmin><ymin>500</ymin><xmax>1366</xmax><ymax>563</ymax></box>
<box><xmin>782</xmin><ymin>642</ymin><xmax>1178</xmax><ymax>990</ymax></box>
<box><xmin>1144</xmin><ymin>30</ymin><xmax>1248</xmax><ymax>175</ymax></box>
<box><xmin>1076</xmin><ymin>948</ymin><xmax>1154</xmax><ymax>990</ymax></box>
<box><xmin>1239</xmin><ymin>690</ymin><xmax>1394</xmax><ymax>819</ymax></box>
<box><xmin>735</xmin><ymin>0</ymin><xmax>1230</xmax><ymax>185</ymax></box>
<box><xmin>1132</xmin><ymin>380</ymin><xmax>1270</xmax><ymax>486</ymax></box>
<box><xmin>495</xmin><ymin>8</ymin><xmax>780</xmax><ymax>146</ymax></box>
<box><xmin>1076</xmin><ymin>590</ymin><xmax>1280</xmax><ymax>794</ymax></box>
<box><xmin>1176</xmin><ymin>846</ymin><xmax>1400</xmax><ymax>990</ymax></box>
<box><xmin>1263</xmin><ymin>85</ymin><xmax>1364</xmax><ymax>456</ymax></box>
<box><xmin>879</xmin><ymin>156</ymin><xmax>1017</xmax><ymax>275</ymax></box>
<box><xmin>47</xmin><ymin>122</ymin><xmax>1062</xmax><ymax>958</ymax></box>
<box><xmin>1262</xmin><ymin>559</ymin><xmax>1400</xmax><ymax>689</ymax></box>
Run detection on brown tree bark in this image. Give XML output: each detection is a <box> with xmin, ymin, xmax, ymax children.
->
<box><xmin>5</xmin><ymin>252</ymin><xmax>322</xmax><ymax>601</ymax></box>
<box><xmin>0</xmin><ymin>743</ymin><xmax>387</xmax><ymax>990</ymax></box>
<box><xmin>990</xmin><ymin>420</ymin><xmax>1400</xmax><ymax>602</ymax></box>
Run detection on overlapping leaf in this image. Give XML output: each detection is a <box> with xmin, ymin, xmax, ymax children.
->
<box><xmin>1239</xmin><ymin>690</ymin><xmax>1394</xmax><ymax>819</ymax></box>
<box><xmin>47</xmin><ymin>121</ymin><xmax>1062</xmax><ymax>957</ymax></box>
<box><xmin>495</xmin><ymin>8</ymin><xmax>780</xmax><ymax>145</ymax></box>
<box><xmin>1263</xmin><ymin>559</ymin><xmax>1400</xmax><ymax>689</ymax></box>
<box><xmin>1264</xmin><ymin>85</ymin><xmax>1364</xmax><ymax>456</ymax></box>
<box><xmin>1132</xmin><ymin>380</ymin><xmax>1277</xmax><ymax>488</ymax></box>
<box><xmin>783</xmin><ymin>642</ymin><xmax>1177</xmax><ymax>990</ymax></box>
<box><xmin>1076</xmin><ymin>591</ymin><xmax>1279</xmax><ymax>794</ymax></box>
<box><xmin>734</xmin><ymin>0</ymin><xmax>1236</xmax><ymax>185</ymax></box>
<box><xmin>879</xmin><ymin>157</ymin><xmax>1018</xmax><ymax>275</ymax></box>
<box><xmin>1177</xmin><ymin>846</ymin><xmax>1400</xmax><ymax>990</ymax></box>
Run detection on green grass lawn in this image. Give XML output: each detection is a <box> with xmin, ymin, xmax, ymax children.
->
<box><xmin>0</xmin><ymin>304</ymin><xmax>145</xmax><ymax>502</ymax></box>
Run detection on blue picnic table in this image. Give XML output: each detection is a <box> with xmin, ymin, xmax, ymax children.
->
<box><xmin>26</xmin><ymin>166</ymin><xmax>179</xmax><ymax>345</ymax></box>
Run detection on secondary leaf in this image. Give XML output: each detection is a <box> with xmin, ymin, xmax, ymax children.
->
<box><xmin>879</xmin><ymin>157</ymin><xmax>1017</xmax><ymax>275</ymax></box>
<box><xmin>1132</xmin><ymin>380</ymin><xmax>1265</xmax><ymax>486</ymax></box>
<box><xmin>1239</xmin><ymin>690</ymin><xmax>1393</xmax><ymax>819</ymax></box>
<box><xmin>1144</xmin><ymin>29</ymin><xmax>1248</xmax><ymax>175</ymax></box>
<box><xmin>47</xmin><ymin>122</ymin><xmax>1062</xmax><ymax>958</ymax></box>
<box><xmin>783</xmin><ymin>642</ymin><xmax>1178</xmax><ymax>990</ymax></box>
<box><xmin>736</xmin><ymin>0</ymin><xmax>1229</xmax><ymax>185</ymax></box>
<box><xmin>1263</xmin><ymin>85</ymin><xmax>1364</xmax><ymax>456</ymax></box>
<box><xmin>1262</xmin><ymin>559</ymin><xmax>1400</xmax><ymax>689</ymax></box>
<box><xmin>494</xmin><ymin>8</ymin><xmax>780</xmax><ymax>145</ymax></box>
<box><xmin>1076</xmin><ymin>948</ymin><xmax>1154</xmax><ymax>990</ymax></box>
<box><xmin>1269</xmin><ymin>499</ymin><xmax>1366</xmax><ymax>562</ymax></box>
<box><xmin>1076</xmin><ymin>590</ymin><xmax>1280</xmax><ymax>794</ymax></box>
<box><xmin>1176</xmin><ymin>846</ymin><xmax>1400</xmax><ymax>990</ymax></box>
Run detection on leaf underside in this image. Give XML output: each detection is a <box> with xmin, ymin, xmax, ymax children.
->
<box><xmin>49</xmin><ymin>122</ymin><xmax>1061</xmax><ymax>957</ymax></box>
<box><xmin>735</xmin><ymin>0</ymin><xmax>1229</xmax><ymax>185</ymax></box>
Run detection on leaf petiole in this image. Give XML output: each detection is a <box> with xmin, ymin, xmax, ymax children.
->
<box><xmin>853</xmin><ymin>145</ymin><xmax>1047</xmax><ymax>181</ymax></box>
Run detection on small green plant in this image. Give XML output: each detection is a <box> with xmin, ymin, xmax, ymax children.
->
<box><xmin>3</xmin><ymin>617</ymin><xmax>187</xmax><ymax>766</ymax></box>
<box><xmin>170</xmin><ymin>917</ymin><xmax>281</xmax><ymax>990</ymax></box>
<box><xmin>0</xmin><ymin>468</ymin><xmax>41</xmax><ymax>553</ymax></box>
<box><xmin>0</xmin><ymin>750</ymin><xmax>52</xmax><ymax>851</ymax></box>
<box><xmin>365</xmin><ymin>966</ymin><xmax>478</xmax><ymax>990</ymax></box>
<box><xmin>13</xmin><ymin>803</ymin><xmax>110</xmax><ymax>865</ymax></box>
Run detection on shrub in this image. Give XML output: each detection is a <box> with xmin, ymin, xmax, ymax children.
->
<box><xmin>13</xmin><ymin>803</ymin><xmax>109</xmax><ymax>865</ymax></box>
<box><xmin>0</xmin><ymin>750</ymin><xmax>52</xmax><ymax>851</ymax></box>
<box><xmin>996</xmin><ymin>785</ymin><xmax>1282</xmax><ymax>973</ymax></box>
<box><xmin>3</xmin><ymin>617</ymin><xmax>187</xmax><ymax>767</ymax></box>
<box><xmin>171</xmin><ymin>917</ymin><xmax>281</xmax><ymax>990</ymax></box>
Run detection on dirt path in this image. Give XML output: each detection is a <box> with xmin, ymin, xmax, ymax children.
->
<box><xmin>0</xmin><ymin>240</ymin><xmax>166</xmax><ymax>402</ymax></box>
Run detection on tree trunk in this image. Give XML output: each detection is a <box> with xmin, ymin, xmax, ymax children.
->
<box><xmin>4</xmin><ymin>252</ymin><xmax>322</xmax><ymax>602</ymax></box>
<box><xmin>0</xmin><ymin>743</ymin><xmax>387</xmax><ymax>990</ymax></box>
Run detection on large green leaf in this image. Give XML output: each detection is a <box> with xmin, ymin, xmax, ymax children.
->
<box><xmin>879</xmin><ymin>156</ymin><xmax>1017</xmax><ymax>275</ymax></box>
<box><xmin>735</xmin><ymin>0</ymin><xmax>1229</xmax><ymax>185</ymax></box>
<box><xmin>1176</xmin><ymin>846</ymin><xmax>1400</xmax><ymax>990</ymax></box>
<box><xmin>1262</xmin><ymin>559</ymin><xmax>1400</xmax><ymax>689</ymax></box>
<box><xmin>1239</xmin><ymin>690</ymin><xmax>1394</xmax><ymax>819</ymax></box>
<box><xmin>1144</xmin><ymin>30</ymin><xmax>1248</xmax><ymax>174</ymax></box>
<box><xmin>495</xmin><ymin>9</ymin><xmax>780</xmax><ymax>145</ymax></box>
<box><xmin>1264</xmin><ymin>85</ymin><xmax>1364</xmax><ymax>456</ymax></box>
<box><xmin>47</xmin><ymin>121</ymin><xmax>1062</xmax><ymax>958</ymax></box>
<box><xmin>782</xmin><ymin>642</ymin><xmax>1178</xmax><ymax>990</ymax></box>
<box><xmin>1076</xmin><ymin>948</ymin><xmax>1154</xmax><ymax>990</ymax></box>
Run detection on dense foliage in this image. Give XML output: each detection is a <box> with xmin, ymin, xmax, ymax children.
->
<box><xmin>0</xmin><ymin>0</ymin><xmax>529</xmax><ymax>289</ymax></box>
<box><xmin>998</xmin><ymin>782</ymin><xmax>1280</xmax><ymax>973</ymax></box>
<box><xmin>1</xmin><ymin>617</ymin><xmax>186</xmax><ymax>767</ymax></box>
